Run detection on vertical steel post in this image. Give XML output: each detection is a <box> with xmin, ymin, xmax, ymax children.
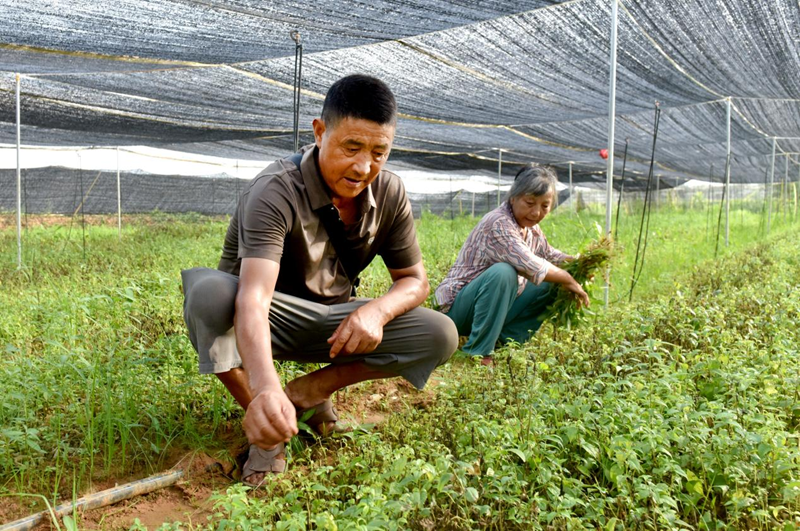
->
<box><xmin>569</xmin><ymin>162</ymin><xmax>574</xmax><ymax>213</ymax></box>
<box><xmin>16</xmin><ymin>74</ymin><xmax>22</xmax><ymax>269</ymax></box>
<box><xmin>497</xmin><ymin>149</ymin><xmax>503</xmax><ymax>207</ymax></box>
<box><xmin>767</xmin><ymin>138</ymin><xmax>776</xmax><ymax>234</ymax></box>
<box><xmin>116</xmin><ymin>147</ymin><xmax>121</xmax><ymax>239</ymax></box>
<box><xmin>603</xmin><ymin>0</ymin><xmax>619</xmax><ymax>306</ymax></box>
<box><xmin>783</xmin><ymin>154</ymin><xmax>789</xmax><ymax>222</ymax></box>
<box><xmin>291</xmin><ymin>32</ymin><xmax>303</xmax><ymax>152</ymax></box>
<box><xmin>655</xmin><ymin>171</ymin><xmax>660</xmax><ymax>210</ymax></box>
<box><xmin>724</xmin><ymin>97</ymin><xmax>731</xmax><ymax>246</ymax></box>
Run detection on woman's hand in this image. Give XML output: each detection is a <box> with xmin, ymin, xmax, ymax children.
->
<box><xmin>544</xmin><ymin>265</ymin><xmax>591</xmax><ymax>308</ymax></box>
<box><xmin>564</xmin><ymin>279</ymin><xmax>590</xmax><ymax>309</ymax></box>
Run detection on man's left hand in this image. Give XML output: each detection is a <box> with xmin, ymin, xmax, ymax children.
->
<box><xmin>328</xmin><ymin>304</ymin><xmax>387</xmax><ymax>357</ymax></box>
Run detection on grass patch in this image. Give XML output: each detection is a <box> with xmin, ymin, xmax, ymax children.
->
<box><xmin>0</xmin><ymin>203</ymin><xmax>798</xmax><ymax>528</ymax></box>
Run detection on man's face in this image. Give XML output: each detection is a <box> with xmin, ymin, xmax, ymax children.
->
<box><xmin>313</xmin><ymin>116</ymin><xmax>395</xmax><ymax>202</ymax></box>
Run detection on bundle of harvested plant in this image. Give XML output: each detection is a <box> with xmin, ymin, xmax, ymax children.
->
<box><xmin>542</xmin><ymin>235</ymin><xmax>614</xmax><ymax>329</ymax></box>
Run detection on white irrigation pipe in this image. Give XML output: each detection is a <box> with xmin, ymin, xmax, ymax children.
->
<box><xmin>603</xmin><ymin>0</ymin><xmax>619</xmax><ymax>307</ymax></box>
<box><xmin>0</xmin><ymin>470</ymin><xmax>184</xmax><ymax>531</ymax></box>
<box><xmin>15</xmin><ymin>73</ymin><xmax>22</xmax><ymax>269</ymax></box>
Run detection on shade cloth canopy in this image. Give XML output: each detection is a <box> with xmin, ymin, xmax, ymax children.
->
<box><xmin>1</xmin><ymin>0</ymin><xmax>798</xmax><ymax>185</ymax></box>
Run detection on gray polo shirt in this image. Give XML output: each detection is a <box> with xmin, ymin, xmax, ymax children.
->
<box><xmin>218</xmin><ymin>144</ymin><xmax>422</xmax><ymax>305</ymax></box>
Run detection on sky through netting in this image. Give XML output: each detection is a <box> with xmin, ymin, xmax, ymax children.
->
<box><xmin>1</xmin><ymin>0</ymin><xmax>798</xmax><ymax>186</ymax></box>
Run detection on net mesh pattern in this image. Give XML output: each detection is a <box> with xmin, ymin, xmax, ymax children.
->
<box><xmin>1</xmin><ymin>0</ymin><xmax>798</xmax><ymax>202</ymax></box>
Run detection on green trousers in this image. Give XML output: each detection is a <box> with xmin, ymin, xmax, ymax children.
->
<box><xmin>444</xmin><ymin>263</ymin><xmax>556</xmax><ymax>357</ymax></box>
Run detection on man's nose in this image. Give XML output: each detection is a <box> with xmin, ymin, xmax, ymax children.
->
<box><xmin>351</xmin><ymin>153</ymin><xmax>371</xmax><ymax>176</ymax></box>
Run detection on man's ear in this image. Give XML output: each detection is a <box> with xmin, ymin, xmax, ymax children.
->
<box><xmin>312</xmin><ymin>118</ymin><xmax>326</xmax><ymax>147</ymax></box>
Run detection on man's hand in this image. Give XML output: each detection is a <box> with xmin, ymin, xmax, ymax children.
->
<box><xmin>565</xmin><ymin>280</ymin><xmax>590</xmax><ymax>309</ymax></box>
<box><xmin>243</xmin><ymin>387</ymin><xmax>298</xmax><ymax>448</ymax></box>
<box><xmin>327</xmin><ymin>261</ymin><xmax>429</xmax><ymax>358</ymax></box>
<box><xmin>328</xmin><ymin>303</ymin><xmax>387</xmax><ymax>357</ymax></box>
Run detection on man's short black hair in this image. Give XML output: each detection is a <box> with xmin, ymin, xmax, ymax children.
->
<box><xmin>321</xmin><ymin>74</ymin><xmax>397</xmax><ymax>129</ymax></box>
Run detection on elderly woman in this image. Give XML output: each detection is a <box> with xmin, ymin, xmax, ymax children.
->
<box><xmin>434</xmin><ymin>164</ymin><xmax>589</xmax><ymax>364</ymax></box>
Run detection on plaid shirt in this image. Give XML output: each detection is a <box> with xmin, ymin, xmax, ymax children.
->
<box><xmin>434</xmin><ymin>202</ymin><xmax>568</xmax><ymax>312</ymax></box>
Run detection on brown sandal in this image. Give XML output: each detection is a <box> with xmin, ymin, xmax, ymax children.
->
<box><xmin>296</xmin><ymin>399</ymin><xmax>350</xmax><ymax>437</ymax></box>
<box><xmin>241</xmin><ymin>443</ymin><xmax>286</xmax><ymax>486</ymax></box>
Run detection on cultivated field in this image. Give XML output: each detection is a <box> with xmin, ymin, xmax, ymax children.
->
<box><xmin>1</xmin><ymin>204</ymin><xmax>798</xmax><ymax>529</ymax></box>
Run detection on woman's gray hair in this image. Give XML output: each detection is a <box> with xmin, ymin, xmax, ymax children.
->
<box><xmin>505</xmin><ymin>164</ymin><xmax>559</xmax><ymax>203</ymax></box>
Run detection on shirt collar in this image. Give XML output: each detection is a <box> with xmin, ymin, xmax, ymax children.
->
<box><xmin>502</xmin><ymin>201</ymin><xmax>519</xmax><ymax>226</ymax></box>
<box><xmin>298</xmin><ymin>144</ymin><xmax>377</xmax><ymax>213</ymax></box>
<box><xmin>502</xmin><ymin>201</ymin><xmax>528</xmax><ymax>236</ymax></box>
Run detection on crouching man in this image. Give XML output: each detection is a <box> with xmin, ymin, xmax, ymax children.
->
<box><xmin>181</xmin><ymin>74</ymin><xmax>458</xmax><ymax>486</ymax></box>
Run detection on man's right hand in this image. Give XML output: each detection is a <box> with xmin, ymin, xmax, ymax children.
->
<box><xmin>242</xmin><ymin>387</ymin><xmax>298</xmax><ymax>448</ymax></box>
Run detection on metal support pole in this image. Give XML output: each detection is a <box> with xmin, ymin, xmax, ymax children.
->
<box><xmin>116</xmin><ymin>147</ymin><xmax>121</xmax><ymax>239</ymax></box>
<box><xmin>497</xmin><ymin>149</ymin><xmax>503</xmax><ymax>207</ymax></box>
<box><xmin>603</xmin><ymin>0</ymin><xmax>619</xmax><ymax>306</ymax></box>
<box><xmin>655</xmin><ymin>172</ymin><xmax>660</xmax><ymax>210</ymax></box>
<box><xmin>569</xmin><ymin>162</ymin><xmax>574</xmax><ymax>213</ymax></box>
<box><xmin>471</xmin><ymin>191</ymin><xmax>475</xmax><ymax>217</ymax></box>
<box><xmin>15</xmin><ymin>73</ymin><xmax>22</xmax><ymax>269</ymax></box>
<box><xmin>291</xmin><ymin>31</ymin><xmax>303</xmax><ymax>152</ymax></box>
<box><xmin>724</xmin><ymin>97</ymin><xmax>731</xmax><ymax>246</ymax></box>
<box><xmin>783</xmin><ymin>154</ymin><xmax>789</xmax><ymax>222</ymax></box>
<box><xmin>767</xmin><ymin>138</ymin><xmax>776</xmax><ymax>234</ymax></box>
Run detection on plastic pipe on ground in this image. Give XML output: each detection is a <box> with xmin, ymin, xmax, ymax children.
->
<box><xmin>0</xmin><ymin>470</ymin><xmax>184</xmax><ymax>531</ymax></box>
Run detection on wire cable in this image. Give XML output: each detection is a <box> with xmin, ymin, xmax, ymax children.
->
<box><xmin>613</xmin><ymin>138</ymin><xmax>629</xmax><ymax>240</ymax></box>
<box><xmin>629</xmin><ymin>102</ymin><xmax>661</xmax><ymax>302</ymax></box>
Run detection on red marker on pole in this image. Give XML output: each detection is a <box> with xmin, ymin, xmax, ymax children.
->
<box><xmin>599</xmin><ymin>148</ymin><xmax>609</xmax><ymax>160</ymax></box>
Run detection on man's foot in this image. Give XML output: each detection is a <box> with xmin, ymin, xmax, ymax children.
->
<box><xmin>284</xmin><ymin>362</ymin><xmax>392</xmax><ymax>436</ymax></box>
<box><xmin>296</xmin><ymin>399</ymin><xmax>349</xmax><ymax>437</ymax></box>
<box><xmin>241</xmin><ymin>443</ymin><xmax>286</xmax><ymax>487</ymax></box>
<box><xmin>284</xmin><ymin>380</ymin><xmax>338</xmax><ymax>435</ymax></box>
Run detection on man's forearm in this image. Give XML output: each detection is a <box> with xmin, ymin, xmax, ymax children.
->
<box><xmin>234</xmin><ymin>300</ymin><xmax>282</xmax><ymax>394</ymax></box>
<box><xmin>367</xmin><ymin>274</ymin><xmax>429</xmax><ymax>326</ymax></box>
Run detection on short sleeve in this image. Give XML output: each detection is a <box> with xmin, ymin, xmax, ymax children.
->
<box><xmin>238</xmin><ymin>177</ymin><xmax>295</xmax><ymax>263</ymax></box>
<box><xmin>378</xmin><ymin>177</ymin><xmax>422</xmax><ymax>270</ymax></box>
